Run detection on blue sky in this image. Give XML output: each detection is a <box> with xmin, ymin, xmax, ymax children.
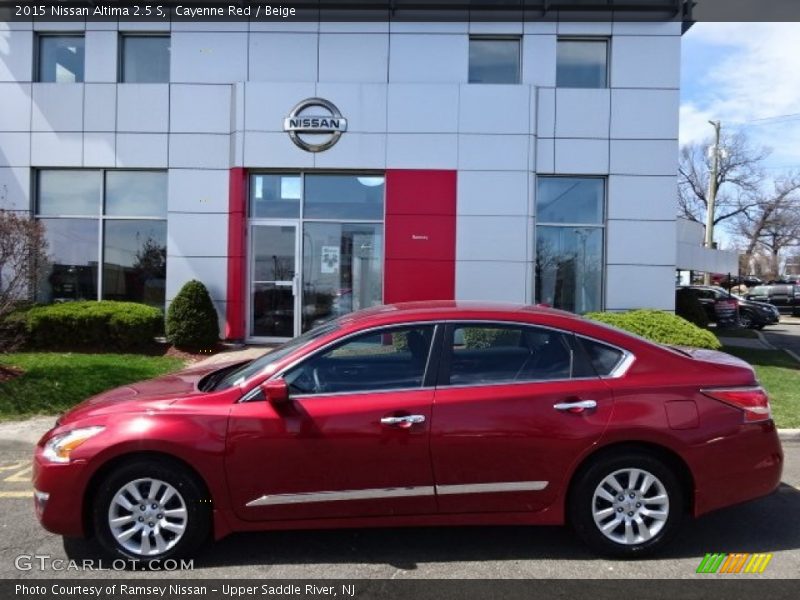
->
<box><xmin>680</xmin><ymin>23</ymin><xmax>800</xmax><ymax>172</ymax></box>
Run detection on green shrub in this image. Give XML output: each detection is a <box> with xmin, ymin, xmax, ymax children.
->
<box><xmin>585</xmin><ymin>309</ymin><xmax>721</xmax><ymax>350</ymax></box>
<box><xmin>165</xmin><ymin>280</ymin><xmax>219</xmax><ymax>350</ymax></box>
<box><xmin>23</xmin><ymin>301</ymin><xmax>163</xmax><ymax>351</ymax></box>
<box><xmin>675</xmin><ymin>287</ymin><xmax>709</xmax><ymax>328</ymax></box>
<box><xmin>463</xmin><ymin>327</ymin><xmax>520</xmax><ymax>349</ymax></box>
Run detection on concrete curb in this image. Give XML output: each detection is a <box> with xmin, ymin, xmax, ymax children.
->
<box><xmin>779</xmin><ymin>429</ymin><xmax>800</xmax><ymax>442</ymax></box>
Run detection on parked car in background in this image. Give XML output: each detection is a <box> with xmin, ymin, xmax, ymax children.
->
<box><xmin>33</xmin><ymin>302</ymin><xmax>782</xmax><ymax>561</ymax></box>
<box><xmin>718</xmin><ymin>275</ymin><xmax>763</xmax><ymax>288</ymax></box>
<box><xmin>678</xmin><ymin>285</ymin><xmax>779</xmax><ymax>329</ymax></box>
<box><xmin>744</xmin><ymin>285</ymin><xmax>800</xmax><ymax>317</ymax></box>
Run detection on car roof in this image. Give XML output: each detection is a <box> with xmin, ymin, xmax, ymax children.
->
<box><xmin>334</xmin><ymin>301</ymin><xmax>580</xmax><ymax>328</ymax></box>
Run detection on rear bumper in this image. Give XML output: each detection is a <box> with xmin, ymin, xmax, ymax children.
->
<box><xmin>32</xmin><ymin>450</ymin><xmax>88</xmax><ymax>538</ymax></box>
<box><xmin>692</xmin><ymin>421</ymin><xmax>783</xmax><ymax>517</ymax></box>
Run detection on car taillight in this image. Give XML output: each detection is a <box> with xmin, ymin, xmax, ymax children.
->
<box><xmin>702</xmin><ymin>386</ymin><xmax>771</xmax><ymax>423</ymax></box>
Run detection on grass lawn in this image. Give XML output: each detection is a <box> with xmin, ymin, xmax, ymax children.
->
<box><xmin>723</xmin><ymin>347</ymin><xmax>800</xmax><ymax>428</ymax></box>
<box><xmin>0</xmin><ymin>353</ymin><xmax>185</xmax><ymax>421</ymax></box>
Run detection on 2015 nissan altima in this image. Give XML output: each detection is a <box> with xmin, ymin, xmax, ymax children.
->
<box><xmin>32</xmin><ymin>302</ymin><xmax>783</xmax><ymax>561</ymax></box>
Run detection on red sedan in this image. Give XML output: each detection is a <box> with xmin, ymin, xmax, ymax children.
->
<box><xmin>32</xmin><ymin>302</ymin><xmax>783</xmax><ymax>561</ymax></box>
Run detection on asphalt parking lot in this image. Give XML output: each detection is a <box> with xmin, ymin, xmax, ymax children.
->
<box><xmin>0</xmin><ymin>433</ymin><xmax>798</xmax><ymax>580</ymax></box>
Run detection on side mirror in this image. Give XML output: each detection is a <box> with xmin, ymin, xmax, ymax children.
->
<box><xmin>261</xmin><ymin>378</ymin><xmax>289</xmax><ymax>404</ymax></box>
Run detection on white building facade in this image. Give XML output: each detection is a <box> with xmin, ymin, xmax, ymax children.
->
<box><xmin>0</xmin><ymin>12</ymin><xmax>682</xmax><ymax>341</ymax></box>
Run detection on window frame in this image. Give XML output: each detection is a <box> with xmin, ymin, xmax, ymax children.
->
<box><xmin>35</xmin><ymin>33</ymin><xmax>86</xmax><ymax>83</ymax></box>
<box><xmin>118</xmin><ymin>33</ymin><xmax>171</xmax><ymax>84</ymax></box>
<box><xmin>555</xmin><ymin>37</ymin><xmax>610</xmax><ymax>89</ymax></box>
<box><xmin>468</xmin><ymin>35</ymin><xmax>522</xmax><ymax>85</ymax></box>
<box><xmin>33</xmin><ymin>168</ymin><xmax>168</xmax><ymax>306</ymax></box>
<box><xmin>276</xmin><ymin>322</ymin><xmax>443</xmax><ymax>399</ymax></box>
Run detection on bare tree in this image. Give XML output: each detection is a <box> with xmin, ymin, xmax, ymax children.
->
<box><xmin>735</xmin><ymin>175</ymin><xmax>800</xmax><ymax>279</ymax></box>
<box><xmin>678</xmin><ymin>131</ymin><xmax>768</xmax><ymax>228</ymax></box>
<box><xmin>0</xmin><ymin>210</ymin><xmax>48</xmax><ymax>352</ymax></box>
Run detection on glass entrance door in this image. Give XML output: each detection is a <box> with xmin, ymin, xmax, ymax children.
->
<box><xmin>250</xmin><ymin>223</ymin><xmax>299</xmax><ymax>339</ymax></box>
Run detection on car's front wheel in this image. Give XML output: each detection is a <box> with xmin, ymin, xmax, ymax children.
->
<box><xmin>569</xmin><ymin>452</ymin><xmax>684</xmax><ymax>557</ymax></box>
<box><xmin>92</xmin><ymin>458</ymin><xmax>210</xmax><ymax>564</ymax></box>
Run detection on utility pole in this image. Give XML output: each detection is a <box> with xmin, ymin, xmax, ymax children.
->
<box><xmin>704</xmin><ymin>120</ymin><xmax>722</xmax><ymax>285</ymax></box>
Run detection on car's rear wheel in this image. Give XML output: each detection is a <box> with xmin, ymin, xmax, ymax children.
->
<box><xmin>92</xmin><ymin>458</ymin><xmax>210</xmax><ymax>564</ymax></box>
<box><xmin>569</xmin><ymin>452</ymin><xmax>684</xmax><ymax>558</ymax></box>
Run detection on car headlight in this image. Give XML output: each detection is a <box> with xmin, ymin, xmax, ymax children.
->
<box><xmin>42</xmin><ymin>426</ymin><xmax>104</xmax><ymax>463</ymax></box>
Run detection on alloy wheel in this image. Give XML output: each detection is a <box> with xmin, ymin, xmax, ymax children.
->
<box><xmin>107</xmin><ymin>477</ymin><xmax>188</xmax><ymax>557</ymax></box>
<box><xmin>591</xmin><ymin>468</ymin><xmax>669</xmax><ymax>545</ymax></box>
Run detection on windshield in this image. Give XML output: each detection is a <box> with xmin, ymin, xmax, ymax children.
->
<box><xmin>213</xmin><ymin>321</ymin><xmax>340</xmax><ymax>390</ymax></box>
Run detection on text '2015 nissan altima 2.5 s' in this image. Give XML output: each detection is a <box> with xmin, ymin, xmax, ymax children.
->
<box><xmin>32</xmin><ymin>302</ymin><xmax>783</xmax><ymax>562</ymax></box>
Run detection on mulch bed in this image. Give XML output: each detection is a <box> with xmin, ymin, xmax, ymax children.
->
<box><xmin>0</xmin><ymin>365</ymin><xmax>24</xmax><ymax>383</ymax></box>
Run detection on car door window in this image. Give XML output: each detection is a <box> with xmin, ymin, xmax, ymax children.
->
<box><xmin>284</xmin><ymin>325</ymin><xmax>435</xmax><ymax>395</ymax></box>
<box><xmin>443</xmin><ymin>324</ymin><xmax>584</xmax><ymax>386</ymax></box>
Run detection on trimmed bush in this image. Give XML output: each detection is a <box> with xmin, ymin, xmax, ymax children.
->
<box><xmin>585</xmin><ymin>309</ymin><xmax>722</xmax><ymax>350</ymax></box>
<box><xmin>24</xmin><ymin>301</ymin><xmax>163</xmax><ymax>351</ymax></box>
<box><xmin>675</xmin><ymin>287</ymin><xmax>709</xmax><ymax>328</ymax></box>
<box><xmin>165</xmin><ymin>280</ymin><xmax>219</xmax><ymax>350</ymax></box>
<box><xmin>463</xmin><ymin>327</ymin><xmax>520</xmax><ymax>349</ymax></box>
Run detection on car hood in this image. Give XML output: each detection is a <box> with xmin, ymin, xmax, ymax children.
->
<box><xmin>57</xmin><ymin>362</ymin><xmax>237</xmax><ymax>424</ymax></box>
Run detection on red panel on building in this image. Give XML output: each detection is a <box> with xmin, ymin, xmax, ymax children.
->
<box><xmin>225</xmin><ymin>168</ymin><xmax>248</xmax><ymax>340</ymax></box>
<box><xmin>385</xmin><ymin>169</ymin><xmax>457</xmax><ymax>215</ymax></box>
<box><xmin>384</xmin><ymin>170</ymin><xmax>456</xmax><ymax>303</ymax></box>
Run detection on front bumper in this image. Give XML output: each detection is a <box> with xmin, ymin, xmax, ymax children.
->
<box><xmin>32</xmin><ymin>449</ymin><xmax>89</xmax><ymax>538</ymax></box>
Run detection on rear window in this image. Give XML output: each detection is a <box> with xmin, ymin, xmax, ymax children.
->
<box><xmin>579</xmin><ymin>338</ymin><xmax>625</xmax><ymax>376</ymax></box>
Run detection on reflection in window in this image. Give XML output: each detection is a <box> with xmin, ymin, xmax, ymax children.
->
<box><xmin>302</xmin><ymin>222</ymin><xmax>383</xmax><ymax>332</ymax></box>
<box><xmin>536</xmin><ymin>177</ymin><xmax>604</xmax><ymax>224</ymax></box>
<box><xmin>556</xmin><ymin>39</ymin><xmax>608</xmax><ymax>88</ymax></box>
<box><xmin>36</xmin><ymin>170</ymin><xmax>168</xmax><ymax>308</ymax></box>
<box><xmin>536</xmin><ymin>176</ymin><xmax>604</xmax><ymax>314</ymax></box>
<box><xmin>103</xmin><ymin>221</ymin><xmax>167</xmax><ymax>307</ymax></box>
<box><xmin>105</xmin><ymin>171</ymin><xmax>167</xmax><ymax>218</ymax></box>
<box><xmin>37</xmin><ymin>219</ymin><xmax>99</xmax><ymax>302</ymax></box>
<box><xmin>250</xmin><ymin>174</ymin><xmax>301</xmax><ymax>218</ymax></box>
<box><xmin>38</xmin><ymin>35</ymin><xmax>85</xmax><ymax>83</ymax></box>
<box><xmin>304</xmin><ymin>175</ymin><xmax>385</xmax><ymax>220</ymax></box>
<box><xmin>284</xmin><ymin>325</ymin><xmax>434</xmax><ymax>395</ymax></box>
<box><xmin>536</xmin><ymin>226</ymin><xmax>603</xmax><ymax>314</ymax></box>
<box><xmin>469</xmin><ymin>38</ymin><xmax>521</xmax><ymax>84</ymax></box>
<box><xmin>38</xmin><ymin>171</ymin><xmax>102</xmax><ymax>216</ymax></box>
<box><xmin>121</xmin><ymin>35</ymin><xmax>170</xmax><ymax>83</ymax></box>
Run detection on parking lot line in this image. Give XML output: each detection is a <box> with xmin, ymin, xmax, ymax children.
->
<box><xmin>0</xmin><ymin>491</ymin><xmax>31</xmax><ymax>499</ymax></box>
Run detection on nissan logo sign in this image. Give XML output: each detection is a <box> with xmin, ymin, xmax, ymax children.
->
<box><xmin>283</xmin><ymin>98</ymin><xmax>347</xmax><ymax>153</ymax></box>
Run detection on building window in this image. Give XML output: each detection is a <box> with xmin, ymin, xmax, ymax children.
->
<box><xmin>556</xmin><ymin>39</ymin><xmax>608</xmax><ymax>88</ymax></box>
<box><xmin>120</xmin><ymin>35</ymin><xmax>170</xmax><ymax>83</ymax></box>
<box><xmin>468</xmin><ymin>37</ymin><xmax>521</xmax><ymax>84</ymax></box>
<box><xmin>37</xmin><ymin>35</ymin><xmax>84</xmax><ymax>83</ymax></box>
<box><xmin>535</xmin><ymin>177</ymin><xmax>605</xmax><ymax>314</ymax></box>
<box><xmin>36</xmin><ymin>170</ymin><xmax>168</xmax><ymax>308</ymax></box>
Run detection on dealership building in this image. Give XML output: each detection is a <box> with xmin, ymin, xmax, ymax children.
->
<box><xmin>0</xmin><ymin>5</ymin><xmax>701</xmax><ymax>342</ymax></box>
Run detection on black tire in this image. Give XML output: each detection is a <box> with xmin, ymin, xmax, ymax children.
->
<box><xmin>569</xmin><ymin>452</ymin><xmax>684</xmax><ymax>558</ymax></box>
<box><xmin>92</xmin><ymin>458</ymin><xmax>211</xmax><ymax>565</ymax></box>
<box><xmin>738</xmin><ymin>311</ymin><xmax>755</xmax><ymax>329</ymax></box>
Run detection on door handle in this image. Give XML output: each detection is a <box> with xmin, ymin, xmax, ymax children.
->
<box><xmin>380</xmin><ymin>415</ymin><xmax>426</xmax><ymax>428</ymax></box>
<box><xmin>553</xmin><ymin>400</ymin><xmax>597</xmax><ymax>413</ymax></box>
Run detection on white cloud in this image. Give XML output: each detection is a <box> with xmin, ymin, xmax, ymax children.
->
<box><xmin>681</xmin><ymin>23</ymin><xmax>800</xmax><ymax>168</ymax></box>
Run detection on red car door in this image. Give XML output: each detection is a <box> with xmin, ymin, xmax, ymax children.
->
<box><xmin>430</xmin><ymin>322</ymin><xmax>617</xmax><ymax>514</ymax></box>
<box><xmin>226</xmin><ymin>324</ymin><xmax>440</xmax><ymax>522</ymax></box>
